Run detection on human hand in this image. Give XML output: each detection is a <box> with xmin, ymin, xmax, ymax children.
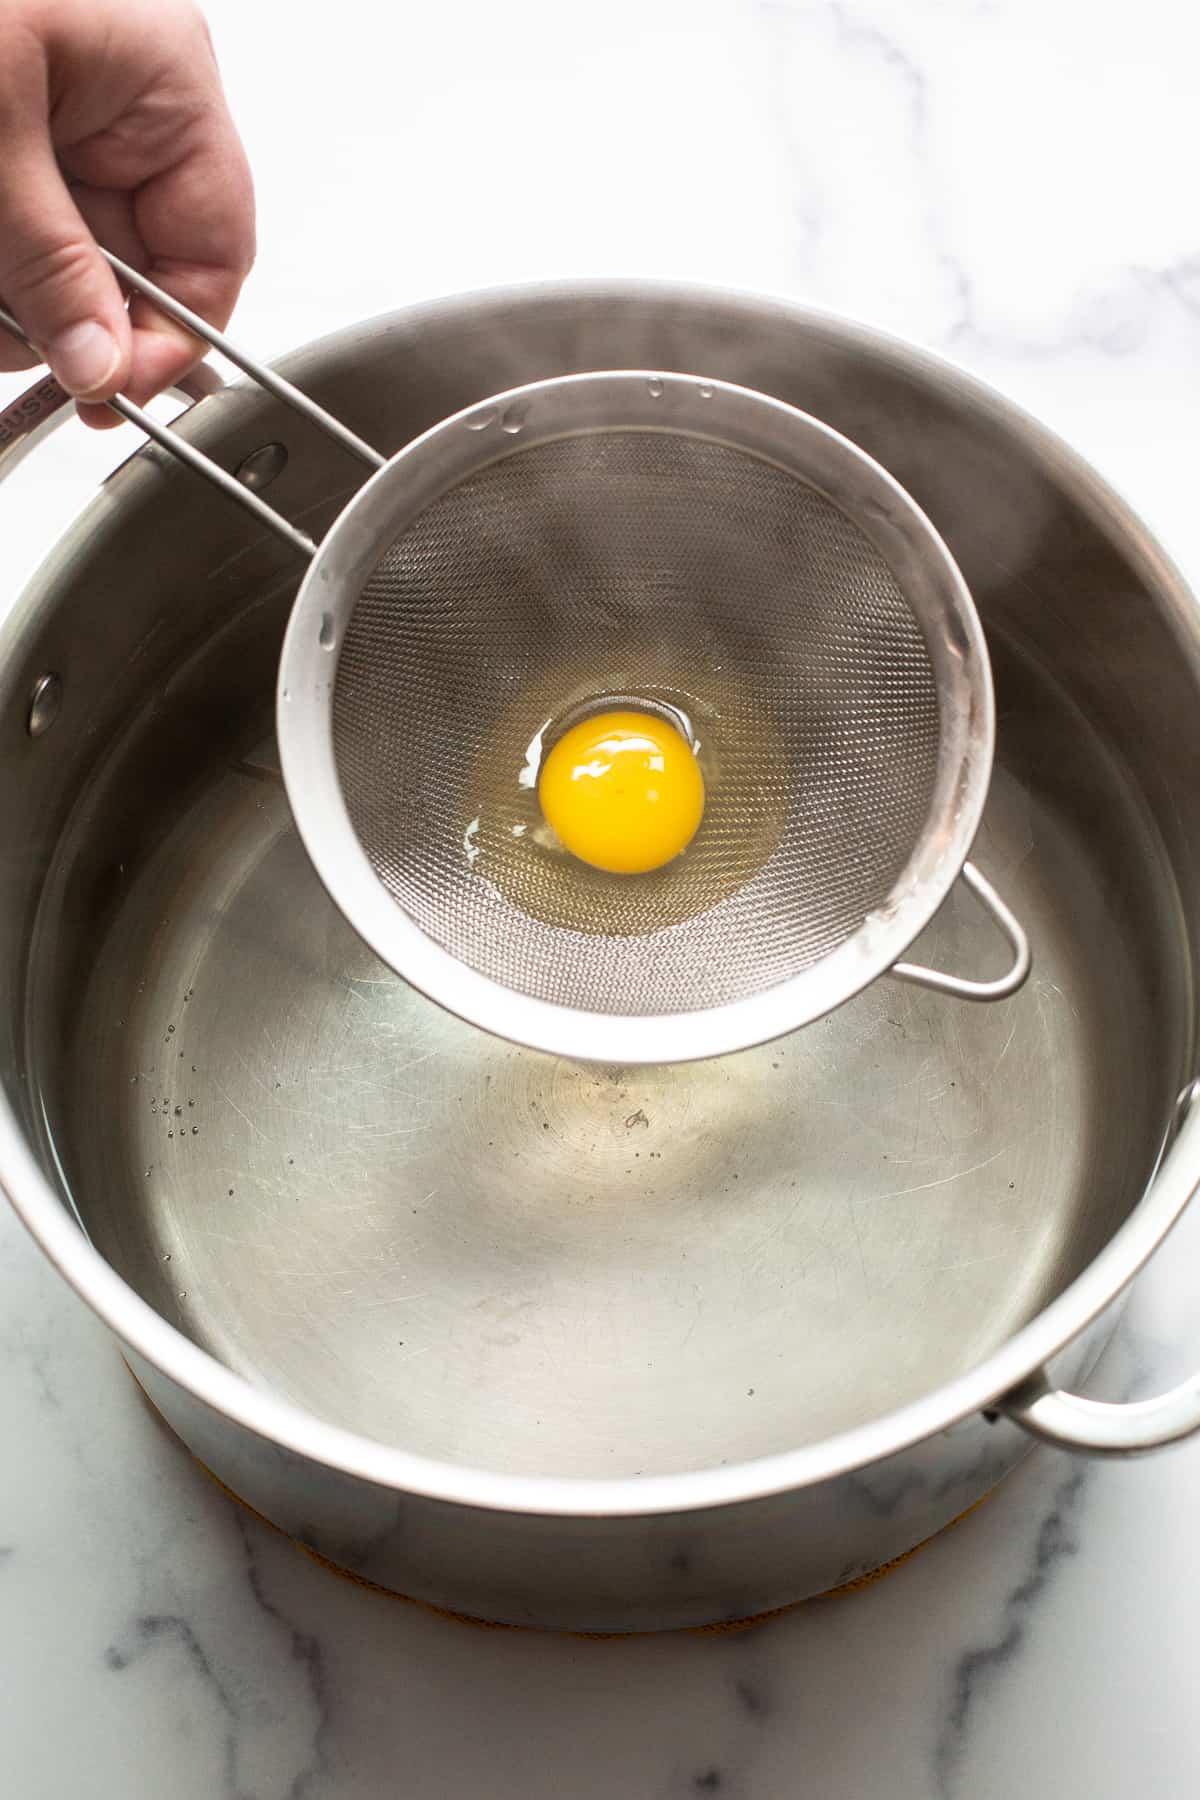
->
<box><xmin>0</xmin><ymin>0</ymin><xmax>254</xmax><ymax>427</ymax></box>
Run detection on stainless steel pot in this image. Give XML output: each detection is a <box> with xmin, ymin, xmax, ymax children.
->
<box><xmin>2</xmin><ymin>284</ymin><xmax>1199</xmax><ymax>1633</ymax></box>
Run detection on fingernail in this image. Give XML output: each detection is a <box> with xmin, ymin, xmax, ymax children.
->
<box><xmin>49</xmin><ymin>321</ymin><xmax>121</xmax><ymax>398</ymax></box>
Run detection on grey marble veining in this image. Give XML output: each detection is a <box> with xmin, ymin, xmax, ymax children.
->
<box><xmin>4</xmin><ymin>0</ymin><xmax>1200</xmax><ymax>1794</ymax></box>
<box><xmin>9</xmin><ymin>1173</ymin><xmax>1200</xmax><ymax>1800</ymax></box>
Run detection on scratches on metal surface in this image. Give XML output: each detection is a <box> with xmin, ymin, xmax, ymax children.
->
<box><xmin>214</xmin><ymin>1080</ymin><xmax>271</xmax><ymax>1144</ymax></box>
<box><xmin>867</xmin><ymin>1145</ymin><xmax>1011</xmax><ymax>1204</ymax></box>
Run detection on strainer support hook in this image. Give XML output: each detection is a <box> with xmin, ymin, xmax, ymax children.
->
<box><xmin>890</xmin><ymin>860</ymin><xmax>1031</xmax><ymax>1000</ymax></box>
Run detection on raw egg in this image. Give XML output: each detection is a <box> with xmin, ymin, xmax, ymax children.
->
<box><xmin>538</xmin><ymin>709</ymin><xmax>705</xmax><ymax>875</ymax></box>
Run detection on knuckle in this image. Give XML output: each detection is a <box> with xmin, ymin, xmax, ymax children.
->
<box><xmin>4</xmin><ymin>236</ymin><xmax>99</xmax><ymax>324</ymax></box>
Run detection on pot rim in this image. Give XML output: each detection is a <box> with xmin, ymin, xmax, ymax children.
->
<box><xmin>3</xmin><ymin>276</ymin><xmax>1199</xmax><ymax>1518</ymax></box>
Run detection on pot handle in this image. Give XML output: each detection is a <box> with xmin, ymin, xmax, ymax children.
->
<box><xmin>889</xmin><ymin>860</ymin><xmax>1031</xmax><ymax>1001</ymax></box>
<box><xmin>999</xmin><ymin>1080</ymin><xmax>1200</xmax><ymax>1455</ymax></box>
<box><xmin>0</xmin><ymin>363</ymin><xmax>226</xmax><ymax>479</ymax></box>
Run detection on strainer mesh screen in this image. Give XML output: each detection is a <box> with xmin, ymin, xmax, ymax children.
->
<box><xmin>332</xmin><ymin>432</ymin><xmax>941</xmax><ymax>1015</ymax></box>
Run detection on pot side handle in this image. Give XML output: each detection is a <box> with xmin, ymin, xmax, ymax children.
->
<box><xmin>998</xmin><ymin>1369</ymin><xmax>1200</xmax><ymax>1455</ymax></box>
<box><xmin>0</xmin><ymin>364</ymin><xmax>226</xmax><ymax>480</ymax></box>
<box><xmin>999</xmin><ymin>1079</ymin><xmax>1200</xmax><ymax>1456</ymax></box>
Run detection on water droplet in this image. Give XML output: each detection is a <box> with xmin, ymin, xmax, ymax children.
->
<box><xmin>647</xmin><ymin>377</ymin><xmax>665</xmax><ymax>399</ymax></box>
<box><xmin>281</xmin><ymin>688</ymin><xmax>290</xmax><ymax>702</ymax></box>
<box><xmin>161</xmin><ymin>1251</ymin><xmax>171</xmax><ymax>1262</ymax></box>
<box><xmin>167</xmin><ymin>1130</ymin><xmax>174</xmax><ymax>1139</ymax></box>
<box><xmin>174</xmin><ymin>1106</ymin><xmax>182</xmax><ymax>1117</ymax></box>
<box><xmin>192</xmin><ymin>1126</ymin><xmax>199</xmax><ymax>1136</ymax></box>
<box><xmin>167</xmin><ymin>1024</ymin><xmax>175</xmax><ymax>1036</ymax></box>
<box><xmin>228</xmin><ymin>1187</ymin><xmax>235</xmax><ymax>1196</ymax></box>
<box><xmin>318</xmin><ymin>612</ymin><xmax>335</xmax><ymax>650</ymax></box>
<box><xmin>500</xmin><ymin>403</ymin><xmax>529</xmax><ymax>435</ymax></box>
<box><xmin>129</xmin><ymin>1074</ymin><xmax>138</xmax><ymax>1084</ymax></box>
<box><xmin>698</xmin><ymin>383</ymin><xmax>714</xmax><ymax>399</ymax></box>
<box><xmin>177</xmin><ymin>1290</ymin><xmax>188</xmax><ymax>1301</ymax></box>
<box><xmin>466</xmin><ymin>406</ymin><xmax>499</xmax><ymax>432</ymax></box>
<box><xmin>188</xmin><ymin>1099</ymin><xmax>195</xmax><ymax>1107</ymax></box>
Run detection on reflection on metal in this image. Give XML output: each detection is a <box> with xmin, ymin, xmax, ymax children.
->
<box><xmin>235</xmin><ymin>443</ymin><xmax>289</xmax><ymax>492</ymax></box>
<box><xmin>26</xmin><ymin>672</ymin><xmax>61</xmax><ymax>738</ymax></box>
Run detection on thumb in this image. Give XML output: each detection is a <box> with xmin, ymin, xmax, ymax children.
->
<box><xmin>0</xmin><ymin>132</ymin><xmax>131</xmax><ymax>401</ymax></box>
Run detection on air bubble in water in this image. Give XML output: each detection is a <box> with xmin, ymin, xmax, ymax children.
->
<box><xmin>647</xmin><ymin>378</ymin><xmax>665</xmax><ymax>399</ymax></box>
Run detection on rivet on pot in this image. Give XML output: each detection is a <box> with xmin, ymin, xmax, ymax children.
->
<box><xmin>234</xmin><ymin>442</ymin><xmax>289</xmax><ymax>491</ymax></box>
<box><xmin>27</xmin><ymin>672</ymin><xmax>62</xmax><ymax>738</ymax></box>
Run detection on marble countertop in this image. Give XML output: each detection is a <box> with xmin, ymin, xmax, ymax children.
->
<box><xmin>4</xmin><ymin>2</ymin><xmax>1200</xmax><ymax>1794</ymax></box>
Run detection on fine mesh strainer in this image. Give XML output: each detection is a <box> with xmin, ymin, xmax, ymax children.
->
<box><xmin>0</xmin><ymin>264</ymin><xmax>1030</xmax><ymax>1064</ymax></box>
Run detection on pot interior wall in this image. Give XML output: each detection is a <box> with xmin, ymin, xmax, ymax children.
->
<box><xmin>3</xmin><ymin>288</ymin><xmax>1195</xmax><ymax>1481</ymax></box>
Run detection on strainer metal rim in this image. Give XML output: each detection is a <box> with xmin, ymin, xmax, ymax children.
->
<box><xmin>277</xmin><ymin>371</ymin><xmax>994</xmax><ymax>1063</ymax></box>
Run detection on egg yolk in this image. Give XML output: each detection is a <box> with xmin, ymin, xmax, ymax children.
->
<box><xmin>538</xmin><ymin>710</ymin><xmax>705</xmax><ymax>875</ymax></box>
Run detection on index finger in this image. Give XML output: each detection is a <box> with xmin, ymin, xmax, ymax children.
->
<box><xmin>62</xmin><ymin>32</ymin><xmax>256</xmax><ymax>411</ymax></box>
<box><xmin>123</xmin><ymin>94</ymin><xmax>257</xmax><ymax>405</ymax></box>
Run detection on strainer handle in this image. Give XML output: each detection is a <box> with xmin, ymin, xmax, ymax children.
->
<box><xmin>889</xmin><ymin>861</ymin><xmax>1030</xmax><ymax>1001</ymax></box>
<box><xmin>0</xmin><ymin>250</ymin><xmax>386</xmax><ymax>560</ymax></box>
<box><xmin>998</xmin><ymin>1081</ymin><xmax>1200</xmax><ymax>1455</ymax></box>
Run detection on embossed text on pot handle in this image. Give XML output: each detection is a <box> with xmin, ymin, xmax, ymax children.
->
<box><xmin>0</xmin><ymin>362</ymin><xmax>224</xmax><ymax>479</ymax></box>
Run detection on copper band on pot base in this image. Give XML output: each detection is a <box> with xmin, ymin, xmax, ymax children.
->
<box><xmin>122</xmin><ymin>1353</ymin><xmax>994</xmax><ymax>1638</ymax></box>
